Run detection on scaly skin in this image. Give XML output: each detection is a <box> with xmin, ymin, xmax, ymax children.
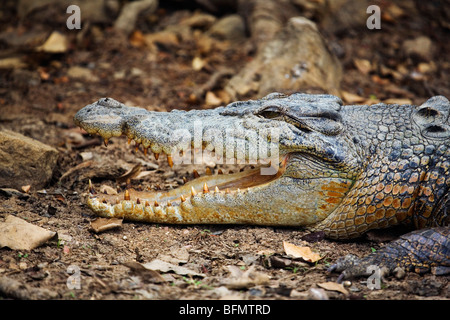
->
<box><xmin>329</xmin><ymin>227</ymin><xmax>450</xmax><ymax>280</ymax></box>
<box><xmin>74</xmin><ymin>92</ymin><xmax>449</xmax><ymax>277</ymax></box>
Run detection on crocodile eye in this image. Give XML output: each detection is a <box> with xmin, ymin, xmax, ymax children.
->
<box><xmin>257</xmin><ymin>107</ymin><xmax>282</xmax><ymax>120</ymax></box>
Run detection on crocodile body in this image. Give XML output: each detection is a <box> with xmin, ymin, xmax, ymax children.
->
<box><xmin>74</xmin><ymin>93</ymin><xmax>449</xmax><ymax>277</ymax></box>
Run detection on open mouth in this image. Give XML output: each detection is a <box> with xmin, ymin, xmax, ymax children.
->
<box><xmin>87</xmin><ymin>134</ymin><xmax>289</xmax><ymax>217</ymax></box>
<box><xmin>75</xmin><ymin>97</ymin><xmax>354</xmax><ymax>226</ymax></box>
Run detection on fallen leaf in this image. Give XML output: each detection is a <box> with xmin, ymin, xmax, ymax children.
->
<box><xmin>123</xmin><ymin>261</ymin><xmax>166</xmax><ymax>283</ymax></box>
<box><xmin>192</xmin><ymin>56</ymin><xmax>206</xmax><ymax>71</ymax></box>
<box><xmin>142</xmin><ymin>259</ymin><xmax>204</xmax><ymax>277</ymax></box>
<box><xmin>371</xmin><ymin>74</ymin><xmax>390</xmax><ymax>85</ymax></box>
<box><xmin>99</xmin><ymin>185</ymin><xmax>118</xmax><ymax>195</ymax></box>
<box><xmin>283</xmin><ymin>241</ymin><xmax>321</xmax><ymax>263</ymax></box>
<box><xmin>36</xmin><ymin>31</ymin><xmax>68</xmax><ymax>53</ymax></box>
<box><xmin>205</xmin><ymin>91</ymin><xmax>222</xmax><ymax>106</ymax></box>
<box><xmin>90</xmin><ymin>217</ymin><xmax>123</xmax><ymax>233</ymax></box>
<box><xmin>129</xmin><ymin>30</ymin><xmax>146</xmax><ymax>47</ymax></box>
<box><xmin>116</xmin><ymin>163</ymin><xmax>142</xmax><ymax>183</ymax></box>
<box><xmin>341</xmin><ymin>91</ymin><xmax>366</xmax><ymax>104</ymax></box>
<box><xmin>223</xmin><ymin>265</ymin><xmax>270</xmax><ymax>289</ymax></box>
<box><xmin>0</xmin><ymin>215</ymin><xmax>56</xmax><ymax>250</ymax></box>
<box><xmin>382</xmin><ymin>98</ymin><xmax>412</xmax><ymax>105</ymax></box>
<box><xmin>317</xmin><ymin>281</ymin><xmax>348</xmax><ymax>295</ymax></box>
<box><xmin>353</xmin><ymin>58</ymin><xmax>372</xmax><ymax>74</ymax></box>
<box><xmin>157</xmin><ymin>246</ymin><xmax>190</xmax><ymax>265</ymax></box>
<box><xmin>417</xmin><ymin>62</ymin><xmax>435</xmax><ymax>74</ymax></box>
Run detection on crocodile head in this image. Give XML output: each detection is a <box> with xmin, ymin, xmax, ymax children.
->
<box><xmin>74</xmin><ymin>93</ymin><xmax>363</xmax><ymax>226</ymax></box>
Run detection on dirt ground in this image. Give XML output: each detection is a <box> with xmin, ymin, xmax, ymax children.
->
<box><xmin>0</xmin><ymin>0</ymin><xmax>449</xmax><ymax>302</ymax></box>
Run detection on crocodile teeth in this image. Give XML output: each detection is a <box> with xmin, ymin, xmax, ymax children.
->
<box><xmin>103</xmin><ymin>138</ymin><xmax>109</xmax><ymax>147</ymax></box>
<box><xmin>191</xmin><ymin>186</ymin><xmax>197</xmax><ymax>196</ymax></box>
<box><xmin>203</xmin><ymin>182</ymin><xmax>209</xmax><ymax>194</ymax></box>
<box><xmin>124</xmin><ymin>189</ymin><xmax>130</xmax><ymax>200</ymax></box>
<box><xmin>154</xmin><ymin>201</ymin><xmax>159</xmax><ymax>207</ymax></box>
<box><xmin>88</xmin><ymin>179</ymin><xmax>96</xmax><ymax>194</ymax></box>
<box><xmin>214</xmin><ymin>186</ymin><xmax>220</xmax><ymax>193</ymax></box>
<box><xmin>180</xmin><ymin>195</ymin><xmax>186</xmax><ymax>202</ymax></box>
<box><xmin>167</xmin><ymin>154</ymin><xmax>173</xmax><ymax>168</ymax></box>
<box><xmin>154</xmin><ymin>153</ymin><xmax>160</xmax><ymax>160</ymax></box>
<box><xmin>193</xmin><ymin>169</ymin><xmax>200</xmax><ymax>178</ymax></box>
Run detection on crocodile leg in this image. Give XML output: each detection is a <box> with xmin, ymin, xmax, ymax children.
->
<box><xmin>328</xmin><ymin>227</ymin><xmax>450</xmax><ymax>281</ymax></box>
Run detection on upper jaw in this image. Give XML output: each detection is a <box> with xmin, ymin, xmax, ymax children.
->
<box><xmin>74</xmin><ymin>98</ymin><xmax>290</xmax><ymax>167</ymax></box>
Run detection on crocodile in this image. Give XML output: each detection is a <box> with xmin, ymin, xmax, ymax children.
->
<box><xmin>74</xmin><ymin>92</ymin><xmax>450</xmax><ymax>279</ymax></box>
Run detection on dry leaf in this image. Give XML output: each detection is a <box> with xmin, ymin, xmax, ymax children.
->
<box><xmin>383</xmin><ymin>98</ymin><xmax>412</xmax><ymax>105</ymax></box>
<box><xmin>353</xmin><ymin>58</ymin><xmax>372</xmax><ymax>74</ymax></box>
<box><xmin>192</xmin><ymin>56</ymin><xmax>206</xmax><ymax>71</ymax></box>
<box><xmin>223</xmin><ymin>265</ymin><xmax>270</xmax><ymax>289</ymax></box>
<box><xmin>123</xmin><ymin>261</ymin><xmax>166</xmax><ymax>283</ymax></box>
<box><xmin>283</xmin><ymin>241</ymin><xmax>321</xmax><ymax>263</ymax></box>
<box><xmin>317</xmin><ymin>281</ymin><xmax>348</xmax><ymax>295</ymax></box>
<box><xmin>90</xmin><ymin>217</ymin><xmax>123</xmax><ymax>233</ymax></box>
<box><xmin>36</xmin><ymin>31</ymin><xmax>68</xmax><ymax>53</ymax></box>
<box><xmin>142</xmin><ymin>259</ymin><xmax>204</xmax><ymax>277</ymax></box>
<box><xmin>116</xmin><ymin>163</ymin><xmax>142</xmax><ymax>183</ymax></box>
<box><xmin>0</xmin><ymin>215</ymin><xmax>56</xmax><ymax>250</ymax></box>
<box><xmin>129</xmin><ymin>30</ymin><xmax>146</xmax><ymax>47</ymax></box>
<box><xmin>341</xmin><ymin>91</ymin><xmax>366</xmax><ymax>104</ymax></box>
<box><xmin>99</xmin><ymin>185</ymin><xmax>118</xmax><ymax>195</ymax></box>
<box><xmin>205</xmin><ymin>91</ymin><xmax>222</xmax><ymax>106</ymax></box>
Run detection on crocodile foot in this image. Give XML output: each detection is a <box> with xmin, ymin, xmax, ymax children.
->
<box><xmin>328</xmin><ymin>227</ymin><xmax>450</xmax><ymax>282</ymax></box>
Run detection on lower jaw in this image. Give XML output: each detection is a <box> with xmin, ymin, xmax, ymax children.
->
<box><xmin>90</xmin><ymin>159</ymin><xmax>286</xmax><ymax>206</ymax></box>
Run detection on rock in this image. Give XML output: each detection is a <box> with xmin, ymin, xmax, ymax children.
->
<box><xmin>18</xmin><ymin>0</ymin><xmax>118</xmax><ymax>24</ymax></box>
<box><xmin>0</xmin><ymin>130</ymin><xmax>59</xmax><ymax>189</ymax></box>
<box><xmin>181</xmin><ymin>12</ymin><xmax>217</xmax><ymax>29</ymax></box>
<box><xmin>207</xmin><ymin>14</ymin><xmax>246</xmax><ymax>41</ymax></box>
<box><xmin>320</xmin><ymin>0</ymin><xmax>371</xmax><ymax>33</ymax></box>
<box><xmin>114</xmin><ymin>0</ymin><xmax>158</xmax><ymax>35</ymax></box>
<box><xmin>224</xmin><ymin>17</ymin><xmax>342</xmax><ymax>99</ymax></box>
<box><xmin>144</xmin><ymin>30</ymin><xmax>180</xmax><ymax>51</ymax></box>
<box><xmin>402</xmin><ymin>36</ymin><xmax>434</xmax><ymax>60</ymax></box>
<box><xmin>0</xmin><ymin>215</ymin><xmax>56</xmax><ymax>251</ymax></box>
<box><xmin>67</xmin><ymin>66</ymin><xmax>99</xmax><ymax>82</ymax></box>
<box><xmin>0</xmin><ymin>57</ymin><xmax>27</xmax><ymax>69</ymax></box>
<box><xmin>240</xmin><ymin>0</ymin><xmax>300</xmax><ymax>49</ymax></box>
